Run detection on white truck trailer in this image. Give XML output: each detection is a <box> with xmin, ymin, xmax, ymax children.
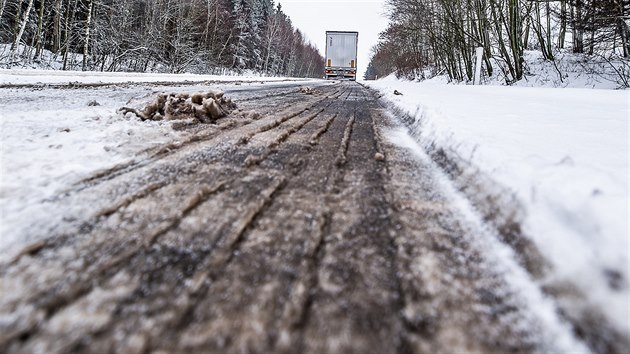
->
<box><xmin>324</xmin><ymin>31</ymin><xmax>358</xmax><ymax>80</ymax></box>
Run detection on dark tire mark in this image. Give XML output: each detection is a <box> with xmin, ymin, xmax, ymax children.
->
<box><xmin>309</xmin><ymin>114</ymin><xmax>337</xmax><ymax>146</ymax></box>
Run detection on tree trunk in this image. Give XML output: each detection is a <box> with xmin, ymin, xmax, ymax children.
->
<box><xmin>558</xmin><ymin>0</ymin><xmax>567</xmax><ymax>48</ymax></box>
<box><xmin>53</xmin><ymin>0</ymin><xmax>63</xmax><ymax>53</ymax></box>
<box><xmin>63</xmin><ymin>0</ymin><xmax>79</xmax><ymax>70</ymax></box>
<box><xmin>620</xmin><ymin>17</ymin><xmax>629</xmax><ymax>58</ymax></box>
<box><xmin>545</xmin><ymin>0</ymin><xmax>553</xmax><ymax>59</ymax></box>
<box><xmin>588</xmin><ymin>26</ymin><xmax>594</xmax><ymax>55</ymax></box>
<box><xmin>522</xmin><ymin>0</ymin><xmax>532</xmax><ymax>49</ymax></box>
<box><xmin>12</xmin><ymin>0</ymin><xmax>23</xmax><ymax>45</ymax></box>
<box><xmin>489</xmin><ymin>0</ymin><xmax>517</xmax><ymax>82</ymax></box>
<box><xmin>82</xmin><ymin>0</ymin><xmax>93</xmax><ymax>71</ymax></box>
<box><xmin>523</xmin><ymin>16</ymin><xmax>530</xmax><ymax>49</ymax></box>
<box><xmin>264</xmin><ymin>16</ymin><xmax>279</xmax><ymax>73</ymax></box>
<box><xmin>474</xmin><ymin>0</ymin><xmax>493</xmax><ymax>76</ymax></box>
<box><xmin>508</xmin><ymin>0</ymin><xmax>523</xmax><ymax>80</ymax></box>
<box><xmin>622</xmin><ymin>1</ymin><xmax>630</xmax><ymax>57</ymax></box>
<box><xmin>532</xmin><ymin>2</ymin><xmax>553</xmax><ymax>60</ymax></box>
<box><xmin>572</xmin><ymin>0</ymin><xmax>584</xmax><ymax>53</ymax></box>
<box><xmin>34</xmin><ymin>0</ymin><xmax>46</xmax><ymax>59</ymax></box>
<box><xmin>204</xmin><ymin>0</ymin><xmax>212</xmax><ymax>45</ymax></box>
<box><xmin>11</xmin><ymin>0</ymin><xmax>35</xmax><ymax>53</ymax></box>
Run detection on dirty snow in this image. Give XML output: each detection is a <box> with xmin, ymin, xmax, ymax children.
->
<box><xmin>364</xmin><ymin>75</ymin><xmax>629</xmax><ymax>335</ymax></box>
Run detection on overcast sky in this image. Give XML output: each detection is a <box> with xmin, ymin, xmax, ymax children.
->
<box><xmin>276</xmin><ymin>0</ymin><xmax>389</xmax><ymax>78</ymax></box>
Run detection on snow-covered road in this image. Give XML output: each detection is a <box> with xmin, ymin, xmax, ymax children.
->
<box><xmin>0</xmin><ymin>73</ymin><xmax>627</xmax><ymax>353</ymax></box>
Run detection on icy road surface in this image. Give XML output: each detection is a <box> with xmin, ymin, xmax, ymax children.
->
<box><xmin>0</xmin><ymin>80</ymin><xmax>625</xmax><ymax>353</ymax></box>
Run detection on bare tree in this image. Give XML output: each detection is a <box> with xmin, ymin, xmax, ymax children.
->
<box><xmin>371</xmin><ymin>0</ymin><xmax>630</xmax><ymax>84</ymax></box>
<box><xmin>34</xmin><ymin>0</ymin><xmax>46</xmax><ymax>59</ymax></box>
<box><xmin>82</xmin><ymin>0</ymin><xmax>93</xmax><ymax>70</ymax></box>
<box><xmin>52</xmin><ymin>0</ymin><xmax>62</xmax><ymax>52</ymax></box>
<box><xmin>10</xmin><ymin>0</ymin><xmax>35</xmax><ymax>53</ymax></box>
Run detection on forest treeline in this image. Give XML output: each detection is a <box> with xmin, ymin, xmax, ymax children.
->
<box><xmin>0</xmin><ymin>0</ymin><xmax>324</xmax><ymax>77</ymax></box>
<box><xmin>365</xmin><ymin>0</ymin><xmax>630</xmax><ymax>83</ymax></box>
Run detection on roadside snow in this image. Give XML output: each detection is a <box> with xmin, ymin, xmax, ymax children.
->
<box><xmin>363</xmin><ymin>75</ymin><xmax>629</xmax><ymax>334</ymax></box>
<box><xmin>0</xmin><ymin>86</ymin><xmax>177</xmax><ymax>254</ymax></box>
<box><xmin>386</xmin><ymin>126</ymin><xmax>590</xmax><ymax>353</ymax></box>
<box><xmin>0</xmin><ymin>68</ymin><xmax>309</xmax><ymax>86</ymax></box>
<box><xmin>0</xmin><ymin>43</ymin><xmax>313</xmax><ymax>80</ymax></box>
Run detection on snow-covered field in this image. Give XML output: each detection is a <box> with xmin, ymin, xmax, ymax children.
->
<box><xmin>363</xmin><ymin>75</ymin><xmax>629</xmax><ymax>336</ymax></box>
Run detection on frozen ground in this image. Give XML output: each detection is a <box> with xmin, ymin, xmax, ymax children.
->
<box><xmin>363</xmin><ymin>74</ymin><xmax>629</xmax><ymax>338</ymax></box>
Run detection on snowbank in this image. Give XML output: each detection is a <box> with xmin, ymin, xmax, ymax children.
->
<box><xmin>0</xmin><ymin>68</ymin><xmax>309</xmax><ymax>86</ymax></box>
<box><xmin>0</xmin><ymin>44</ymin><xmax>314</xmax><ymax>87</ymax></box>
<box><xmin>0</xmin><ymin>43</ymin><xmax>299</xmax><ymax>78</ymax></box>
<box><xmin>363</xmin><ymin>75</ymin><xmax>629</xmax><ymax>334</ymax></box>
<box><xmin>0</xmin><ymin>44</ymin><xmax>316</xmax><ymax>85</ymax></box>
<box><xmin>512</xmin><ymin>50</ymin><xmax>630</xmax><ymax>89</ymax></box>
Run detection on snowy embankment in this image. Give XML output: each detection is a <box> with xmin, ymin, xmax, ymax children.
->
<box><xmin>419</xmin><ymin>50</ymin><xmax>629</xmax><ymax>90</ymax></box>
<box><xmin>363</xmin><ymin>75</ymin><xmax>629</xmax><ymax>336</ymax></box>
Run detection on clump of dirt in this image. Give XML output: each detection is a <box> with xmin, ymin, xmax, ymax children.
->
<box><xmin>241</xmin><ymin>110</ymin><xmax>262</xmax><ymax>120</ymax></box>
<box><xmin>298</xmin><ymin>87</ymin><xmax>319</xmax><ymax>95</ymax></box>
<box><xmin>120</xmin><ymin>90</ymin><xmax>237</xmax><ymax>123</ymax></box>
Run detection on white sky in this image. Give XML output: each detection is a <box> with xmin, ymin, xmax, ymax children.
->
<box><xmin>276</xmin><ymin>0</ymin><xmax>389</xmax><ymax>78</ymax></box>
